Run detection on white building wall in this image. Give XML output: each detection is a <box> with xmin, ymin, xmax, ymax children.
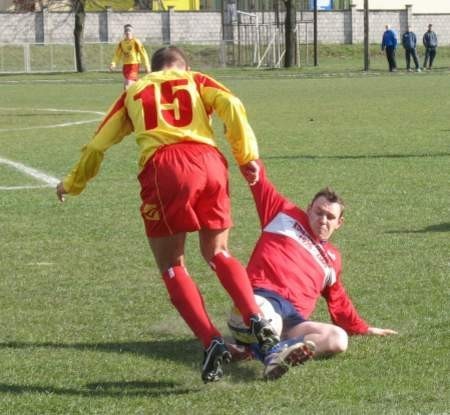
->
<box><xmin>353</xmin><ymin>0</ymin><xmax>450</xmax><ymax>14</ymax></box>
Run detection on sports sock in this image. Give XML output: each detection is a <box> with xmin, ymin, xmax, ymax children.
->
<box><xmin>210</xmin><ymin>251</ymin><xmax>260</xmax><ymax>325</ymax></box>
<box><xmin>162</xmin><ymin>266</ymin><xmax>221</xmax><ymax>348</ymax></box>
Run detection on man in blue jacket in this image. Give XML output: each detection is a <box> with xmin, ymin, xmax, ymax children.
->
<box><xmin>423</xmin><ymin>24</ymin><xmax>438</xmax><ymax>70</ymax></box>
<box><xmin>402</xmin><ymin>26</ymin><xmax>420</xmax><ymax>72</ymax></box>
<box><xmin>381</xmin><ymin>25</ymin><xmax>398</xmax><ymax>72</ymax></box>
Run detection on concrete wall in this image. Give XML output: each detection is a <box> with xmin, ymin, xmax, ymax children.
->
<box><xmin>0</xmin><ymin>5</ymin><xmax>449</xmax><ymax>45</ymax></box>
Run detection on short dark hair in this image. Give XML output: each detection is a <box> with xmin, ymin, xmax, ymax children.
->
<box><xmin>151</xmin><ymin>46</ymin><xmax>189</xmax><ymax>71</ymax></box>
<box><xmin>311</xmin><ymin>187</ymin><xmax>345</xmax><ymax>217</ymax></box>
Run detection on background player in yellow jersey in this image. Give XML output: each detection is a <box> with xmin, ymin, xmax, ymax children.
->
<box><xmin>110</xmin><ymin>24</ymin><xmax>151</xmax><ymax>89</ymax></box>
<box><xmin>56</xmin><ymin>46</ymin><xmax>281</xmax><ymax>383</ymax></box>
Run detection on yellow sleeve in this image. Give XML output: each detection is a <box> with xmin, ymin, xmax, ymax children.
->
<box><xmin>136</xmin><ymin>39</ymin><xmax>150</xmax><ymax>71</ymax></box>
<box><xmin>111</xmin><ymin>42</ymin><xmax>123</xmax><ymax>66</ymax></box>
<box><xmin>63</xmin><ymin>93</ymin><xmax>133</xmax><ymax>195</ymax></box>
<box><xmin>195</xmin><ymin>73</ymin><xmax>259</xmax><ymax>165</ymax></box>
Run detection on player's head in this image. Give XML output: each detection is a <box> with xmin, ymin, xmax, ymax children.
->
<box><xmin>124</xmin><ymin>24</ymin><xmax>133</xmax><ymax>39</ymax></box>
<box><xmin>427</xmin><ymin>23</ymin><xmax>433</xmax><ymax>31</ymax></box>
<box><xmin>385</xmin><ymin>24</ymin><xmax>390</xmax><ymax>30</ymax></box>
<box><xmin>151</xmin><ymin>46</ymin><xmax>190</xmax><ymax>71</ymax></box>
<box><xmin>307</xmin><ymin>187</ymin><xmax>344</xmax><ymax>242</ymax></box>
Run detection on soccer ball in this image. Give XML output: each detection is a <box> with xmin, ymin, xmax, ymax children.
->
<box><xmin>227</xmin><ymin>294</ymin><xmax>282</xmax><ymax>344</ymax></box>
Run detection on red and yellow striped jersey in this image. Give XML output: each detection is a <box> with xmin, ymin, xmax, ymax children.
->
<box><xmin>63</xmin><ymin>69</ymin><xmax>259</xmax><ymax>195</ymax></box>
<box><xmin>111</xmin><ymin>37</ymin><xmax>150</xmax><ymax>72</ymax></box>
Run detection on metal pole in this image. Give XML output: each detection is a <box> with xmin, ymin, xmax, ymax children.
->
<box><xmin>306</xmin><ymin>22</ymin><xmax>309</xmax><ymax>65</ymax></box>
<box><xmin>221</xmin><ymin>0</ymin><xmax>225</xmax><ymax>40</ymax></box>
<box><xmin>313</xmin><ymin>0</ymin><xmax>318</xmax><ymax>66</ymax></box>
<box><xmin>364</xmin><ymin>0</ymin><xmax>369</xmax><ymax>71</ymax></box>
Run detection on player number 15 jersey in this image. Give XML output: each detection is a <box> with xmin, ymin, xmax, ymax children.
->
<box><xmin>63</xmin><ymin>69</ymin><xmax>259</xmax><ymax>195</ymax></box>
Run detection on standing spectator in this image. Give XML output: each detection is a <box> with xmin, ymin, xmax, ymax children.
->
<box><xmin>110</xmin><ymin>24</ymin><xmax>151</xmax><ymax>89</ymax></box>
<box><xmin>381</xmin><ymin>25</ymin><xmax>398</xmax><ymax>72</ymax></box>
<box><xmin>56</xmin><ymin>46</ymin><xmax>279</xmax><ymax>383</ymax></box>
<box><xmin>423</xmin><ymin>24</ymin><xmax>438</xmax><ymax>70</ymax></box>
<box><xmin>402</xmin><ymin>26</ymin><xmax>421</xmax><ymax>72</ymax></box>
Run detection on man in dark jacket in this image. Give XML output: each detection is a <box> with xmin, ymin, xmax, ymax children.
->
<box><xmin>423</xmin><ymin>24</ymin><xmax>438</xmax><ymax>69</ymax></box>
<box><xmin>381</xmin><ymin>25</ymin><xmax>398</xmax><ymax>72</ymax></box>
<box><xmin>402</xmin><ymin>26</ymin><xmax>421</xmax><ymax>72</ymax></box>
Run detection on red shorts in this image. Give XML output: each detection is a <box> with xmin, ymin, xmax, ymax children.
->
<box><xmin>122</xmin><ymin>64</ymin><xmax>139</xmax><ymax>81</ymax></box>
<box><xmin>138</xmin><ymin>142</ymin><xmax>232</xmax><ymax>237</ymax></box>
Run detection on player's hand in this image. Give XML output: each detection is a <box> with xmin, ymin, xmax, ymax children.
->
<box><xmin>240</xmin><ymin>160</ymin><xmax>260</xmax><ymax>186</ymax></box>
<box><xmin>56</xmin><ymin>182</ymin><xmax>67</xmax><ymax>203</ymax></box>
<box><xmin>109</xmin><ymin>64</ymin><xmax>115</xmax><ymax>72</ymax></box>
<box><xmin>367</xmin><ymin>327</ymin><xmax>398</xmax><ymax>336</ymax></box>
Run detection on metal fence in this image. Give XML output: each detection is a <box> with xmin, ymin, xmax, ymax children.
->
<box><xmin>0</xmin><ymin>42</ymin><xmax>235</xmax><ymax>73</ymax></box>
<box><xmin>0</xmin><ymin>42</ymin><xmax>112</xmax><ymax>73</ymax></box>
<box><xmin>0</xmin><ymin>18</ymin><xmax>314</xmax><ymax>73</ymax></box>
<box><xmin>224</xmin><ymin>22</ymin><xmax>313</xmax><ymax>67</ymax></box>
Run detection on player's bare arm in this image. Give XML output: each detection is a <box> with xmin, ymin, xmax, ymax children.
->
<box><xmin>367</xmin><ymin>327</ymin><xmax>398</xmax><ymax>336</ymax></box>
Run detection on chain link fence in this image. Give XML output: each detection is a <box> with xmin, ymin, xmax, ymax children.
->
<box><xmin>0</xmin><ymin>41</ymin><xmax>230</xmax><ymax>73</ymax></box>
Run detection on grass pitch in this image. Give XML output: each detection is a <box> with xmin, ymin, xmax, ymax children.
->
<box><xmin>0</xmin><ymin>67</ymin><xmax>449</xmax><ymax>414</ymax></box>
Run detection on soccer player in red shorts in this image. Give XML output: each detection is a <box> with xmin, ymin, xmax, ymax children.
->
<box><xmin>57</xmin><ymin>46</ymin><xmax>279</xmax><ymax>383</ymax></box>
<box><xmin>227</xmin><ymin>161</ymin><xmax>397</xmax><ymax>379</ymax></box>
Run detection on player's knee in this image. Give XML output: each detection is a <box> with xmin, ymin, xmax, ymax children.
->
<box><xmin>329</xmin><ymin>326</ymin><xmax>348</xmax><ymax>354</ymax></box>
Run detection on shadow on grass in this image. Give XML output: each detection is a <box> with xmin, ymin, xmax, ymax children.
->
<box><xmin>0</xmin><ymin>338</ymin><xmax>261</xmax><ymax>385</ymax></box>
<box><xmin>0</xmin><ymin>380</ymin><xmax>199</xmax><ymax>398</ymax></box>
<box><xmin>265</xmin><ymin>152</ymin><xmax>450</xmax><ymax>161</ymax></box>
<box><xmin>0</xmin><ymin>338</ymin><xmax>200</xmax><ymax>365</ymax></box>
<box><xmin>386</xmin><ymin>222</ymin><xmax>450</xmax><ymax>234</ymax></box>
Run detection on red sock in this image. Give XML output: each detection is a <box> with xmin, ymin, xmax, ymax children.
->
<box><xmin>162</xmin><ymin>266</ymin><xmax>221</xmax><ymax>348</ymax></box>
<box><xmin>210</xmin><ymin>251</ymin><xmax>260</xmax><ymax>325</ymax></box>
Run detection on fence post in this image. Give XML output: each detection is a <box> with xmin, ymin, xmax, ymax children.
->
<box><xmin>168</xmin><ymin>6</ymin><xmax>175</xmax><ymax>44</ymax></box>
<box><xmin>43</xmin><ymin>6</ymin><xmax>49</xmax><ymax>43</ymax></box>
<box><xmin>350</xmin><ymin>3</ymin><xmax>357</xmax><ymax>45</ymax></box>
<box><xmin>106</xmin><ymin>6</ymin><xmax>113</xmax><ymax>42</ymax></box>
<box><xmin>24</xmin><ymin>43</ymin><xmax>31</xmax><ymax>73</ymax></box>
<box><xmin>405</xmin><ymin>4</ymin><xmax>413</xmax><ymax>31</ymax></box>
<box><xmin>364</xmin><ymin>0</ymin><xmax>369</xmax><ymax>71</ymax></box>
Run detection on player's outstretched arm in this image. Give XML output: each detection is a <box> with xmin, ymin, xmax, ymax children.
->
<box><xmin>367</xmin><ymin>327</ymin><xmax>398</xmax><ymax>336</ymax></box>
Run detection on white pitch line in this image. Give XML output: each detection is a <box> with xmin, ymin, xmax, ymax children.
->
<box><xmin>0</xmin><ymin>107</ymin><xmax>105</xmax><ymax>133</ymax></box>
<box><xmin>0</xmin><ymin>118</ymin><xmax>102</xmax><ymax>132</ymax></box>
<box><xmin>0</xmin><ymin>107</ymin><xmax>105</xmax><ymax>115</ymax></box>
<box><xmin>0</xmin><ymin>107</ymin><xmax>105</xmax><ymax>190</ymax></box>
<box><xmin>0</xmin><ymin>156</ymin><xmax>59</xmax><ymax>187</ymax></box>
<box><xmin>0</xmin><ymin>185</ymin><xmax>52</xmax><ymax>190</ymax></box>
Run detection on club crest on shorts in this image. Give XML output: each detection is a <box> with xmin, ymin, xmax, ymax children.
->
<box><xmin>142</xmin><ymin>204</ymin><xmax>160</xmax><ymax>221</ymax></box>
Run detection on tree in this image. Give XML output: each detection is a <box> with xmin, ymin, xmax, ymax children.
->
<box><xmin>73</xmin><ymin>0</ymin><xmax>86</xmax><ymax>72</ymax></box>
<box><xmin>283</xmin><ymin>0</ymin><xmax>297</xmax><ymax>67</ymax></box>
<box><xmin>363</xmin><ymin>0</ymin><xmax>369</xmax><ymax>71</ymax></box>
<box><xmin>134</xmin><ymin>0</ymin><xmax>152</xmax><ymax>9</ymax></box>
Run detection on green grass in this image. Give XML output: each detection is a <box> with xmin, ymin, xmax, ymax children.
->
<box><xmin>0</xmin><ymin>69</ymin><xmax>449</xmax><ymax>414</ymax></box>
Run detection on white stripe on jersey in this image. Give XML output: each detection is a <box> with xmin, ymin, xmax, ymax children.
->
<box><xmin>263</xmin><ymin>212</ymin><xmax>336</xmax><ymax>288</ymax></box>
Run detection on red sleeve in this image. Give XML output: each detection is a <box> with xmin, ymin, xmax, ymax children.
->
<box><xmin>250</xmin><ymin>160</ymin><xmax>287</xmax><ymax>228</ymax></box>
<box><xmin>322</xmin><ymin>278</ymin><xmax>369</xmax><ymax>335</ymax></box>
